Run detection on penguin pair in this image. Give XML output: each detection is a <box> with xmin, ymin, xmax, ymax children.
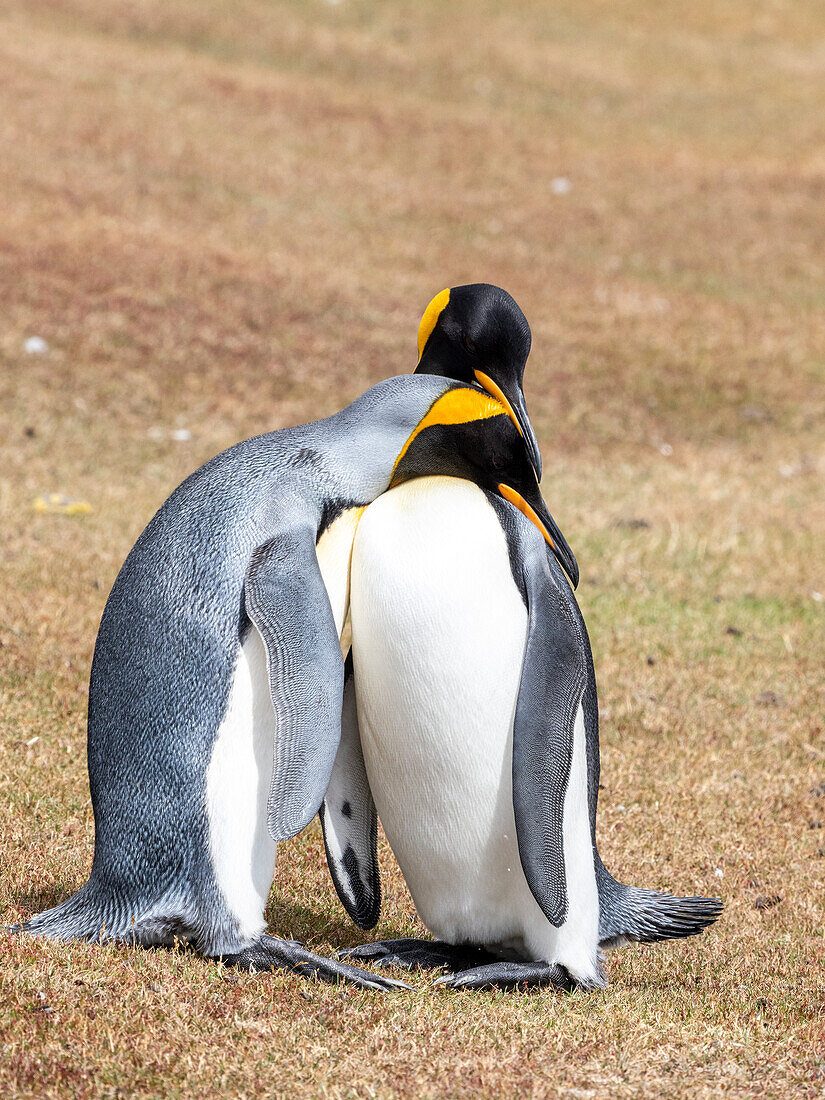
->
<box><xmin>15</xmin><ymin>311</ymin><xmax>570</xmax><ymax>991</ymax></box>
<box><xmin>325</xmin><ymin>286</ymin><xmax>722</xmax><ymax>991</ymax></box>
<box><xmin>15</xmin><ymin>284</ymin><xmax>720</xmax><ymax>991</ymax></box>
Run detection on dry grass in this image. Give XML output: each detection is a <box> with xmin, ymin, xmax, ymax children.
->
<box><xmin>1</xmin><ymin>1</ymin><xmax>823</xmax><ymax>1096</ymax></box>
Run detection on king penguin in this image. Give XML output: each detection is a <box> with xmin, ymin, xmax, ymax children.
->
<box><xmin>317</xmin><ymin>284</ymin><xmax>554</xmax><ymax>930</ymax></box>
<box><xmin>14</xmin><ymin>372</ymin><xmax>568</xmax><ymax>990</ymax></box>
<box><xmin>322</xmin><ymin>292</ymin><xmax>722</xmax><ymax>990</ymax></box>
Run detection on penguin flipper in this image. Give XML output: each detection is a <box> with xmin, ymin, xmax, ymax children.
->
<box><xmin>320</xmin><ymin>651</ymin><xmax>381</xmax><ymax>930</ymax></box>
<box><xmin>245</xmin><ymin>527</ymin><xmax>345</xmax><ymax>843</ymax></box>
<box><xmin>512</xmin><ymin>540</ymin><xmax>587</xmax><ymax>929</ymax></box>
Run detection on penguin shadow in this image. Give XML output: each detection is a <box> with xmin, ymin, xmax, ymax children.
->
<box><xmin>264</xmin><ymin>899</ymin><xmax>408</xmax><ymax>951</ymax></box>
<box><xmin>12</xmin><ymin>885</ymin><xmax>72</xmax><ymax>918</ymax></box>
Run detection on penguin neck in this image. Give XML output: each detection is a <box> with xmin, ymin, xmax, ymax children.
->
<box><xmin>317</xmin><ymin>374</ymin><xmax>454</xmax><ymax>504</ymax></box>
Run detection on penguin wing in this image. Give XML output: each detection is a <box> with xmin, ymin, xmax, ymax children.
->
<box><xmin>244</xmin><ymin>527</ymin><xmax>345</xmax><ymax>842</ymax></box>
<box><xmin>319</xmin><ymin>651</ymin><xmax>381</xmax><ymax>930</ymax></box>
<box><xmin>512</xmin><ymin>541</ymin><xmax>587</xmax><ymax>929</ymax></box>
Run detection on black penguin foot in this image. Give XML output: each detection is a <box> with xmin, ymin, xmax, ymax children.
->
<box><xmin>339</xmin><ymin>938</ymin><xmax>497</xmax><ymax>972</ymax></box>
<box><xmin>220</xmin><ymin>934</ymin><xmax>410</xmax><ymax>992</ymax></box>
<box><xmin>433</xmin><ymin>960</ymin><xmax>578</xmax><ymax>992</ymax></box>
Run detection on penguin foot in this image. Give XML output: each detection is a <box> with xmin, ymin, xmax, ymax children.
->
<box><xmin>433</xmin><ymin>960</ymin><xmax>578</xmax><ymax>992</ymax></box>
<box><xmin>339</xmin><ymin>938</ymin><xmax>497</xmax><ymax>972</ymax></box>
<box><xmin>220</xmin><ymin>934</ymin><xmax>410</xmax><ymax>992</ymax></box>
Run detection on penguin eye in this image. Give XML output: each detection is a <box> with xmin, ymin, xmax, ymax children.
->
<box><xmin>490</xmin><ymin>447</ymin><xmax>510</xmax><ymax>473</ymax></box>
<box><xmin>461</xmin><ymin>333</ymin><xmax>476</xmax><ymax>354</ymax></box>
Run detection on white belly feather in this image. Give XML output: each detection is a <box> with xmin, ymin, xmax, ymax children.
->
<box><xmin>205</xmin><ymin>507</ymin><xmax>363</xmax><ymax>946</ymax></box>
<box><xmin>350</xmin><ymin>476</ymin><xmax>600</xmax><ymax>981</ymax></box>
<box><xmin>206</xmin><ymin>626</ymin><xmax>277</xmax><ymax>946</ymax></box>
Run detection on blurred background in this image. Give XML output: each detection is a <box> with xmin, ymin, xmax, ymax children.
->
<box><xmin>1</xmin><ymin>2</ymin><xmax>823</xmax><ymax>1096</ymax></box>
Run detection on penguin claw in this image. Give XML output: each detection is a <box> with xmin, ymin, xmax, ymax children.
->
<box><xmin>337</xmin><ymin>941</ymin><xmax>394</xmax><ymax>961</ymax></box>
<box><xmin>298</xmin><ymin>962</ymin><xmax>411</xmax><ymax>993</ymax></box>
<box><xmin>433</xmin><ymin>961</ymin><xmax>578</xmax><ymax>992</ymax></box>
<box><xmin>221</xmin><ymin>934</ymin><xmax>410</xmax><ymax>992</ymax></box>
<box><xmin>339</xmin><ymin>938</ymin><xmax>497</xmax><ymax>972</ymax></box>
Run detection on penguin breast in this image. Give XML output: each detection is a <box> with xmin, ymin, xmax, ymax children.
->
<box><xmin>349</xmin><ymin>476</ymin><xmax>538</xmax><ymax>949</ymax></box>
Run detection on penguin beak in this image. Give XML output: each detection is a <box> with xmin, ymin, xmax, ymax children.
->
<box><xmin>498</xmin><ymin>483</ymin><xmax>579</xmax><ymax>588</ymax></box>
<box><xmin>474</xmin><ymin>370</ymin><xmax>543</xmax><ymax>480</ymax></box>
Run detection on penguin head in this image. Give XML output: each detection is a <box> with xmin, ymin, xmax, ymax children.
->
<box><xmin>392</xmin><ymin>385</ymin><xmax>578</xmax><ymax>587</ymax></box>
<box><xmin>414</xmin><ymin>284</ymin><xmax>542</xmax><ymax>480</ymax></box>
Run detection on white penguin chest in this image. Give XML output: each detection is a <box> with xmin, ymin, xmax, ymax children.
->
<box><xmin>350</xmin><ymin>477</ymin><xmax>541</xmax><ymax>949</ymax></box>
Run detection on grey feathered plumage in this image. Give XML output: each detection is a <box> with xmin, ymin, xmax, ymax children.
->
<box><xmin>20</xmin><ymin>374</ymin><xmax>459</xmax><ymax>955</ymax></box>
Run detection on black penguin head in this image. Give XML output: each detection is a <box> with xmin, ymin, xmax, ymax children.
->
<box><xmin>392</xmin><ymin>385</ymin><xmax>578</xmax><ymax>587</ymax></box>
<box><xmin>414</xmin><ymin>284</ymin><xmax>542</xmax><ymax>479</ymax></box>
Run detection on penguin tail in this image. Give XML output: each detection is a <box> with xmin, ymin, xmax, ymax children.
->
<box><xmin>597</xmin><ymin>864</ymin><xmax>723</xmax><ymax>949</ymax></box>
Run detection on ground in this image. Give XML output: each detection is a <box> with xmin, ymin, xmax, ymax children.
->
<box><xmin>1</xmin><ymin>1</ymin><xmax>823</xmax><ymax>1097</ymax></box>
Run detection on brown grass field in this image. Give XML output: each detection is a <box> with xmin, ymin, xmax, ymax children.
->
<box><xmin>1</xmin><ymin>1</ymin><xmax>824</xmax><ymax>1096</ymax></box>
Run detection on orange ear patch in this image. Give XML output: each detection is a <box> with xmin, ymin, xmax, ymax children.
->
<box><xmin>417</xmin><ymin>288</ymin><xmax>450</xmax><ymax>358</ymax></box>
<box><xmin>394</xmin><ymin>387</ymin><xmax>506</xmax><ymax>473</ymax></box>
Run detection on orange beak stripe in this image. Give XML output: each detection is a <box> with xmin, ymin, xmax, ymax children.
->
<box><xmin>498</xmin><ymin>483</ymin><xmax>556</xmax><ymax>550</ymax></box>
<box><xmin>475</xmin><ymin>370</ymin><xmax>524</xmax><ymax>440</ymax></box>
